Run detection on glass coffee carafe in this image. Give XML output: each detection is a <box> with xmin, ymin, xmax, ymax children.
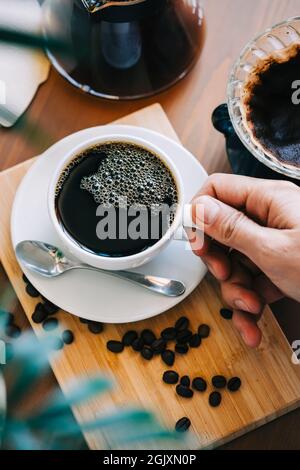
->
<box><xmin>42</xmin><ymin>0</ymin><xmax>205</xmax><ymax>100</ymax></box>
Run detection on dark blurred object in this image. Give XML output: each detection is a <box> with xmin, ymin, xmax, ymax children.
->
<box><xmin>212</xmin><ymin>104</ymin><xmax>300</xmax><ymax>186</ymax></box>
<box><xmin>42</xmin><ymin>0</ymin><xmax>205</xmax><ymax>100</ymax></box>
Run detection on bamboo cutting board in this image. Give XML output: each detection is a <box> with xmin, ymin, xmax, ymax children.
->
<box><xmin>0</xmin><ymin>103</ymin><xmax>300</xmax><ymax>449</ymax></box>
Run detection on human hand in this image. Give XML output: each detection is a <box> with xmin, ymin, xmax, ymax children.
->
<box><xmin>190</xmin><ymin>174</ymin><xmax>300</xmax><ymax>348</ymax></box>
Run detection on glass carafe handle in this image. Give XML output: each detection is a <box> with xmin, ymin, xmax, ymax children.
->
<box><xmin>81</xmin><ymin>0</ymin><xmax>147</xmax><ymax>13</ymax></box>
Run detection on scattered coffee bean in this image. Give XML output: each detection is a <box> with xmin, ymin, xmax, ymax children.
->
<box><xmin>43</xmin><ymin>300</ymin><xmax>59</xmax><ymax>315</ymax></box>
<box><xmin>88</xmin><ymin>321</ymin><xmax>104</xmax><ymax>334</ymax></box>
<box><xmin>151</xmin><ymin>338</ymin><xmax>167</xmax><ymax>354</ymax></box>
<box><xmin>189</xmin><ymin>334</ymin><xmax>201</xmax><ymax>348</ymax></box>
<box><xmin>132</xmin><ymin>337</ymin><xmax>144</xmax><ymax>352</ymax></box>
<box><xmin>0</xmin><ymin>310</ymin><xmax>14</xmax><ymax>325</ymax></box>
<box><xmin>5</xmin><ymin>324</ymin><xmax>21</xmax><ymax>339</ymax></box>
<box><xmin>32</xmin><ymin>303</ymin><xmax>48</xmax><ymax>324</ymax></box>
<box><xmin>141</xmin><ymin>347</ymin><xmax>153</xmax><ymax>361</ymax></box>
<box><xmin>26</xmin><ymin>283</ymin><xmax>40</xmax><ymax>298</ymax></box>
<box><xmin>122</xmin><ymin>330</ymin><xmax>138</xmax><ymax>346</ymax></box>
<box><xmin>62</xmin><ymin>330</ymin><xmax>74</xmax><ymax>345</ymax></box>
<box><xmin>176</xmin><ymin>384</ymin><xmax>194</xmax><ymax>398</ymax></box>
<box><xmin>163</xmin><ymin>370</ymin><xmax>179</xmax><ymax>384</ymax></box>
<box><xmin>107</xmin><ymin>340</ymin><xmax>124</xmax><ymax>353</ymax></box>
<box><xmin>176</xmin><ymin>329</ymin><xmax>192</xmax><ymax>343</ymax></box>
<box><xmin>43</xmin><ymin>318</ymin><xmax>58</xmax><ymax>332</ymax></box>
<box><xmin>161</xmin><ymin>349</ymin><xmax>175</xmax><ymax>367</ymax></box>
<box><xmin>209</xmin><ymin>391</ymin><xmax>222</xmax><ymax>407</ymax></box>
<box><xmin>227</xmin><ymin>377</ymin><xmax>242</xmax><ymax>392</ymax></box>
<box><xmin>220</xmin><ymin>308</ymin><xmax>233</xmax><ymax>320</ymax></box>
<box><xmin>198</xmin><ymin>324</ymin><xmax>210</xmax><ymax>338</ymax></box>
<box><xmin>22</xmin><ymin>273</ymin><xmax>29</xmax><ymax>284</ymax></box>
<box><xmin>175</xmin><ymin>316</ymin><xmax>189</xmax><ymax>331</ymax></box>
<box><xmin>79</xmin><ymin>317</ymin><xmax>89</xmax><ymax>324</ymax></box>
<box><xmin>175</xmin><ymin>343</ymin><xmax>189</xmax><ymax>355</ymax></box>
<box><xmin>52</xmin><ymin>337</ymin><xmax>64</xmax><ymax>351</ymax></box>
<box><xmin>180</xmin><ymin>375</ymin><xmax>190</xmax><ymax>387</ymax></box>
<box><xmin>161</xmin><ymin>327</ymin><xmax>177</xmax><ymax>341</ymax></box>
<box><xmin>141</xmin><ymin>329</ymin><xmax>156</xmax><ymax>346</ymax></box>
<box><xmin>212</xmin><ymin>375</ymin><xmax>227</xmax><ymax>389</ymax></box>
<box><xmin>175</xmin><ymin>417</ymin><xmax>191</xmax><ymax>433</ymax></box>
<box><xmin>192</xmin><ymin>377</ymin><xmax>207</xmax><ymax>392</ymax></box>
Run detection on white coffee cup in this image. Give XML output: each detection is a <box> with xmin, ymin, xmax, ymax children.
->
<box><xmin>48</xmin><ymin>134</ymin><xmax>184</xmax><ymax>271</ymax></box>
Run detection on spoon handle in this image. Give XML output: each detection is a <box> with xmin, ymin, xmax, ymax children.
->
<box><xmin>78</xmin><ymin>265</ymin><xmax>186</xmax><ymax>297</ymax></box>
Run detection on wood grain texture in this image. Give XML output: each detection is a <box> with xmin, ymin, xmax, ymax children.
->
<box><xmin>0</xmin><ymin>0</ymin><xmax>300</xmax><ymax>449</ymax></box>
<box><xmin>0</xmin><ymin>104</ymin><xmax>300</xmax><ymax>450</ymax></box>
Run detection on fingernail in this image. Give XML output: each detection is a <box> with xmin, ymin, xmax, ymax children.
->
<box><xmin>234</xmin><ymin>299</ymin><xmax>250</xmax><ymax>312</ymax></box>
<box><xmin>194</xmin><ymin>196</ymin><xmax>220</xmax><ymax>225</ymax></box>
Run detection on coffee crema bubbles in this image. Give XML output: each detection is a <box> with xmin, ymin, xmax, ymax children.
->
<box><xmin>55</xmin><ymin>142</ymin><xmax>178</xmax><ymax>257</ymax></box>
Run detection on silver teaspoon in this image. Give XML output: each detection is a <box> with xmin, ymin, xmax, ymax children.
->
<box><xmin>15</xmin><ymin>241</ymin><xmax>186</xmax><ymax>297</ymax></box>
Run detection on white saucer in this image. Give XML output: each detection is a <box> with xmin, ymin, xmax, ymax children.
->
<box><xmin>11</xmin><ymin>126</ymin><xmax>207</xmax><ymax>323</ymax></box>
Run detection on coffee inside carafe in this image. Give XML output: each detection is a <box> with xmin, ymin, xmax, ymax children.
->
<box><xmin>43</xmin><ymin>0</ymin><xmax>205</xmax><ymax>99</ymax></box>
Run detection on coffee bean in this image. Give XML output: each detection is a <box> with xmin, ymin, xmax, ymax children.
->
<box><xmin>22</xmin><ymin>273</ymin><xmax>29</xmax><ymax>284</ymax></box>
<box><xmin>189</xmin><ymin>334</ymin><xmax>201</xmax><ymax>348</ymax></box>
<box><xmin>180</xmin><ymin>375</ymin><xmax>190</xmax><ymax>387</ymax></box>
<box><xmin>62</xmin><ymin>330</ymin><xmax>74</xmax><ymax>345</ymax></box>
<box><xmin>176</xmin><ymin>384</ymin><xmax>194</xmax><ymax>398</ymax></box>
<box><xmin>175</xmin><ymin>417</ymin><xmax>191</xmax><ymax>433</ymax></box>
<box><xmin>5</xmin><ymin>324</ymin><xmax>21</xmax><ymax>339</ymax></box>
<box><xmin>161</xmin><ymin>327</ymin><xmax>177</xmax><ymax>341</ymax></box>
<box><xmin>141</xmin><ymin>329</ymin><xmax>156</xmax><ymax>345</ymax></box>
<box><xmin>198</xmin><ymin>324</ymin><xmax>210</xmax><ymax>338</ymax></box>
<box><xmin>212</xmin><ymin>375</ymin><xmax>227</xmax><ymax>389</ymax></box>
<box><xmin>122</xmin><ymin>330</ymin><xmax>138</xmax><ymax>346</ymax></box>
<box><xmin>107</xmin><ymin>340</ymin><xmax>124</xmax><ymax>353</ymax></box>
<box><xmin>26</xmin><ymin>283</ymin><xmax>40</xmax><ymax>298</ymax></box>
<box><xmin>0</xmin><ymin>310</ymin><xmax>14</xmax><ymax>325</ymax></box>
<box><xmin>220</xmin><ymin>308</ymin><xmax>233</xmax><ymax>320</ymax></box>
<box><xmin>32</xmin><ymin>303</ymin><xmax>48</xmax><ymax>324</ymax></box>
<box><xmin>79</xmin><ymin>317</ymin><xmax>89</xmax><ymax>324</ymax></box>
<box><xmin>132</xmin><ymin>337</ymin><xmax>144</xmax><ymax>352</ymax></box>
<box><xmin>88</xmin><ymin>321</ymin><xmax>104</xmax><ymax>334</ymax></box>
<box><xmin>209</xmin><ymin>391</ymin><xmax>222</xmax><ymax>407</ymax></box>
<box><xmin>176</xmin><ymin>329</ymin><xmax>193</xmax><ymax>343</ymax></box>
<box><xmin>192</xmin><ymin>377</ymin><xmax>207</xmax><ymax>392</ymax></box>
<box><xmin>163</xmin><ymin>370</ymin><xmax>179</xmax><ymax>384</ymax></box>
<box><xmin>227</xmin><ymin>377</ymin><xmax>242</xmax><ymax>392</ymax></box>
<box><xmin>52</xmin><ymin>337</ymin><xmax>64</xmax><ymax>351</ymax></box>
<box><xmin>43</xmin><ymin>300</ymin><xmax>59</xmax><ymax>315</ymax></box>
<box><xmin>175</xmin><ymin>343</ymin><xmax>189</xmax><ymax>355</ymax></box>
<box><xmin>161</xmin><ymin>349</ymin><xmax>175</xmax><ymax>366</ymax></box>
<box><xmin>175</xmin><ymin>316</ymin><xmax>189</xmax><ymax>331</ymax></box>
<box><xmin>141</xmin><ymin>347</ymin><xmax>153</xmax><ymax>361</ymax></box>
<box><xmin>43</xmin><ymin>318</ymin><xmax>58</xmax><ymax>332</ymax></box>
<box><xmin>151</xmin><ymin>338</ymin><xmax>167</xmax><ymax>354</ymax></box>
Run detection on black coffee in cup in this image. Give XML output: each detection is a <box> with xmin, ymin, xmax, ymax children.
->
<box><xmin>55</xmin><ymin>142</ymin><xmax>178</xmax><ymax>257</ymax></box>
<box><xmin>242</xmin><ymin>43</ymin><xmax>300</xmax><ymax>168</ymax></box>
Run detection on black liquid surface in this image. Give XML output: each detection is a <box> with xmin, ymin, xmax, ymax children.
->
<box><xmin>55</xmin><ymin>143</ymin><xmax>178</xmax><ymax>257</ymax></box>
<box><xmin>245</xmin><ymin>44</ymin><xmax>300</xmax><ymax>168</ymax></box>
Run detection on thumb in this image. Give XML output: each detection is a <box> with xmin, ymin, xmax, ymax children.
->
<box><xmin>192</xmin><ymin>195</ymin><xmax>269</xmax><ymax>259</ymax></box>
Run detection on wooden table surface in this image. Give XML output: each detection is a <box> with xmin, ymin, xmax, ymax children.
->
<box><xmin>0</xmin><ymin>0</ymin><xmax>300</xmax><ymax>449</ymax></box>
